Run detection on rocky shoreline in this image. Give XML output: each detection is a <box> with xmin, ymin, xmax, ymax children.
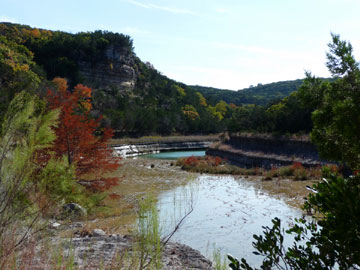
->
<box><xmin>42</xmin><ymin>232</ymin><xmax>213</xmax><ymax>270</ymax></box>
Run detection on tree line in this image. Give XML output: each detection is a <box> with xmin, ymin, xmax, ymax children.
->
<box><xmin>0</xmin><ymin>22</ymin><xmax>330</xmax><ymax>137</ymax></box>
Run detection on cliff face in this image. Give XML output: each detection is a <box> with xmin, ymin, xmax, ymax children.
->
<box><xmin>78</xmin><ymin>45</ymin><xmax>136</xmax><ymax>90</ymax></box>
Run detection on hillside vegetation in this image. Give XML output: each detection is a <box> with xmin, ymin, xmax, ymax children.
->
<box><xmin>1</xmin><ymin>22</ymin><xmax>322</xmax><ymax>137</ymax></box>
<box><xmin>0</xmin><ymin>22</ymin><xmax>232</xmax><ymax>135</ymax></box>
<box><xmin>191</xmin><ymin>79</ymin><xmax>304</xmax><ymax>106</ymax></box>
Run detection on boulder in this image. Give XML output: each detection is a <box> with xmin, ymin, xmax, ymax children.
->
<box><xmin>92</xmin><ymin>229</ymin><xmax>106</xmax><ymax>237</ymax></box>
<box><xmin>62</xmin><ymin>203</ymin><xmax>87</xmax><ymax>219</ymax></box>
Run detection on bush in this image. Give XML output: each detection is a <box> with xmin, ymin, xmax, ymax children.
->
<box><xmin>229</xmin><ymin>173</ymin><xmax>360</xmax><ymax>269</ymax></box>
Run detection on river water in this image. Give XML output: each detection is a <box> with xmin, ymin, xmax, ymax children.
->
<box><xmin>144</xmin><ymin>150</ymin><xmax>206</xmax><ymax>159</ymax></box>
<box><xmin>144</xmin><ymin>151</ymin><xmax>304</xmax><ymax>266</ymax></box>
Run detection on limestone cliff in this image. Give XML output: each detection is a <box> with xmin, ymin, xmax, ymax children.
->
<box><xmin>78</xmin><ymin>45</ymin><xmax>136</xmax><ymax>90</ymax></box>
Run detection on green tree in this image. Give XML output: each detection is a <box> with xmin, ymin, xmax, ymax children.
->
<box><xmin>182</xmin><ymin>104</ymin><xmax>200</xmax><ymax>120</ymax></box>
<box><xmin>311</xmin><ymin>33</ymin><xmax>360</xmax><ymax>170</ymax></box>
<box><xmin>229</xmin><ymin>34</ymin><xmax>360</xmax><ymax>270</ymax></box>
<box><xmin>229</xmin><ymin>172</ymin><xmax>360</xmax><ymax>270</ymax></box>
<box><xmin>0</xmin><ymin>92</ymin><xmax>77</xmax><ymax>264</ymax></box>
<box><xmin>215</xmin><ymin>100</ymin><xmax>228</xmax><ymax>119</ymax></box>
<box><xmin>228</xmin><ymin>104</ymin><xmax>269</xmax><ymax>133</ymax></box>
<box><xmin>0</xmin><ymin>35</ymin><xmax>40</xmax><ymax>122</ymax></box>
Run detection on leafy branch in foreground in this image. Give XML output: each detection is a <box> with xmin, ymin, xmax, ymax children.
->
<box><xmin>131</xmin><ymin>192</ymin><xmax>194</xmax><ymax>270</ymax></box>
<box><xmin>228</xmin><ymin>33</ymin><xmax>360</xmax><ymax>270</ymax></box>
<box><xmin>229</xmin><ymin>173</ymin><xmax>360</xmax><ymax>270</ymax></box>
<box><xmin>0</xmin><ymin>91</ymin><xmax>64</xmax><ymax>266</ymax></box>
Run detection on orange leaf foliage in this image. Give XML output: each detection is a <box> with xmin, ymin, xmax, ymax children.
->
<box><xmin>46</xmin><ymin>78</ymin><xmax>121</xmax><ymax>191</ymax></box>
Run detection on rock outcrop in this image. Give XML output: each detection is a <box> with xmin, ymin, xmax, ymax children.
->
<box><xmin>62</xmin><ymin>203</ymin><xmax>87</xmax><ymax>219</ymax></box>
<box><xmin>78</xmin><ymin>45</ymin><xmax>136</xmax><ymax>90</ymax></box>
<box><xmin>51</xmin><ymin>234</ymin><xmax>213</xmax><ymax>270</ymax></box>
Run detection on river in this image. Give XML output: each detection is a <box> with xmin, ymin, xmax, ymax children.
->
<box><xmin>141</xmin><ymin>151</ymin><xmax>305</xmax><ymax>266</ymax></box>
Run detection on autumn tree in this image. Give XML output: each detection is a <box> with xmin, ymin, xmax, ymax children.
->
<box><xmin>46</xmin><ymin>78</ymin><xmax>120</xmax><ymax>191</ymax></box>
<box><xmin>182</xmin><ymin>104</ymin><xmax>200</xmax><ymax>120</ymax></box>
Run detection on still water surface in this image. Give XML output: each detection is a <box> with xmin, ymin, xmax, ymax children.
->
<box><xmin>144</xmin><ymin>150</ymin><xmax>206</xmax><ymax>159</ymax></box>
<box><xmin>143</xmin><ymin>151</ymin><xmax>303</xmax><ymax>266</ymax></box>
<box><xmin>158</xmin><ymin>175</ymin><xmax>303</xmax><ymax>266</ymax></box>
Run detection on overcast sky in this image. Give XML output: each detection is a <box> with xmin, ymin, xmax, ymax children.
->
<box><xmin>2</xmin><ymin>0</ymin><xmax>360</xmax><ymax>90</ymax></box>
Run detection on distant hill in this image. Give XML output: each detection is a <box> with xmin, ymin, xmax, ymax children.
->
<box><xmin>0</xmin><ymin>22</ymin><xmax>229</xmax><ymax>135</ymax></box>
<box><xmin>190</xmin><ymin>79</ymin><xmax>305</xmax><ymax>106</ymax></box>
<box><xmin>1</xmin><ymin>22</ymin><xmax>329</xmax><ymax>136</ymax></box>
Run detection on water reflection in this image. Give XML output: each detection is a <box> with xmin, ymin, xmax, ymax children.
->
<box><xmin>158</xmin><ymin>175</ymin><xmax>303</xmax><ymax>266</ymax></box>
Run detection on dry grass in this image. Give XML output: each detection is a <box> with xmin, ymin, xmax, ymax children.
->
<box><xmin>230</xmin><ymin>132</ymin><xmax>310</xmax><ymax>142</ymax></box>
<box><xmin>109</xmin><ymin>134</ymin><xmax>220</xmax><ymax>146</ymax></box>
<box><xmin>78</xmin><ymin>158</ymin><xmax>195</xmax><ymax>235</ymax></box>
<box><xmin>177</xmin><ymin>156</ymin><xmax>334</xmax><ymax>181</ymax></box>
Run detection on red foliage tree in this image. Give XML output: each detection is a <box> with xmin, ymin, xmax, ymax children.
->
<box><xmin>46</xmin><ymin>78</ymin><xmax>120</xmax><ymax>191</ymax></box>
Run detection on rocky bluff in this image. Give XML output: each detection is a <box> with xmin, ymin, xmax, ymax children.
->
<box><xmin>78</xmin><ymin>45</ymin><xmax>137</xmax><ymax>90</ymax></box>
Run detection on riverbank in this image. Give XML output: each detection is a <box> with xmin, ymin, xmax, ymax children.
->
<box><xmin>87</xmin><ymin>156</ymin><xmax>314</xmax><ymax>231</ymax></box>
<box><xmin>42</xmin><ymin>157</ymin><xmax>214</xmax><ymax>269</ymax></box>
<box><xmin>36</xmin><ymin>153</ymin><xmax>320</xmax><ymax>269</ymax></box>
<box><xmin>48</xmin><ymin>144</ymin><xmax>322</xmax><ymax>269</ymax></box>
<box><xmin>41</xmin><ymin>232</ymin><xmax>212</xmax><ymax>269</ymax></box>
<box><xmin>176</xmin><ymin>155</ymin><xmax>326</xmax><ymax>181</ymax></box>
<box><xmin>207</xmin><ymin>133</ymin><xmax>330</xmax><ymax>168</ymax></box>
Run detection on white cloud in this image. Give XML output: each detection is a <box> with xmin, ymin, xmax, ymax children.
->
<box><xmin>0</xmin><ymin>15</ymin><xmax>18</xmax><ymax>23</ymax></box>
<box><xmin>124</xmin><ymin>0</ymin><xmax>199</xmax><ymax>16</ymax></box>
<box><xmin>215</xmin><ymin>8</ymin><xmax>229</xmax><ymax>14</ymax></box>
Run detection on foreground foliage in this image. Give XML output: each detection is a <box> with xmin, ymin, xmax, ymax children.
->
<box><xmin>0</xmin><ymin>92</ymin><xmax>78</xmax><ymax>265</ymax></box>
<box><xmin>229</xmin><ymin>34</ymin><xmax>360</xmax><ymax>269</ymax></box>
<box><xmin>229</xmin><ymin>172</ymin><xmax>360</xmax><ymax>269</ymax></box>
<box><xmin>311</xmin><ymin>34</ymin><xmax>360</xmax><ymax>171</ymax></box>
